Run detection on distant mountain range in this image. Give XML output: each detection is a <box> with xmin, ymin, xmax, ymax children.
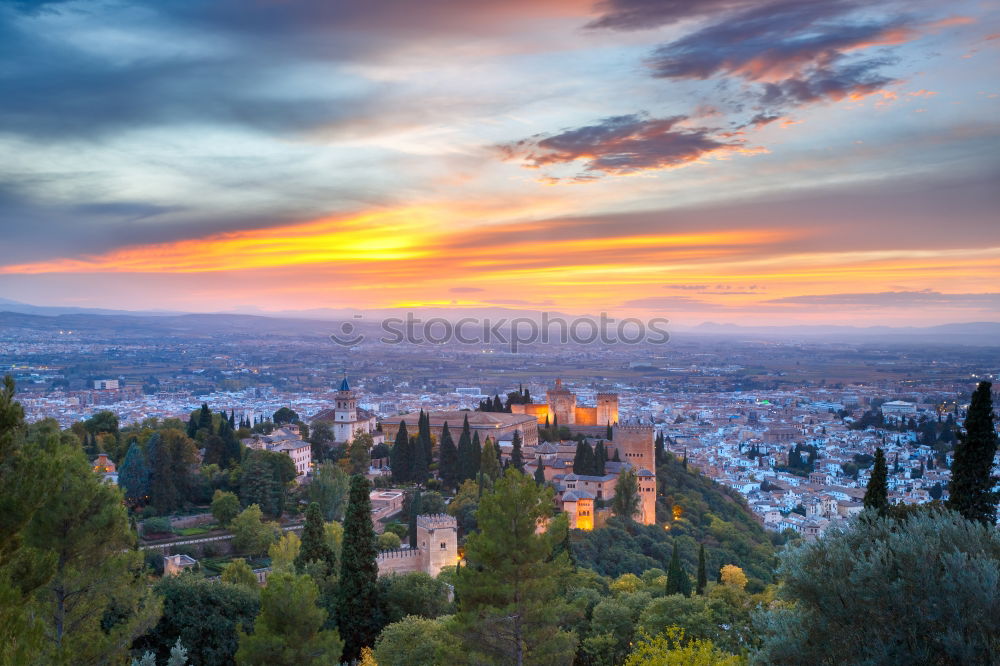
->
<box><xmin>0</xmin><ymin>298</ymin><xmax>997</xmax><ymax>346</ymax></box>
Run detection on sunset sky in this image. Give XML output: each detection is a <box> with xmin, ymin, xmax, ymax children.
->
<box><xmin>1</xmin><ymin>0</ymin><xmax>998</xmax><ymax>326</ymax></box>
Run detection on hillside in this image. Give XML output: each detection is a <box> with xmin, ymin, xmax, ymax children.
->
<box><xmin>570</xmin><ymin>453</ymin><xmax>777</xmax><ymax>588</ymax></box>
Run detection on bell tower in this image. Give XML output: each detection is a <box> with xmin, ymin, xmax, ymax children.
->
<box><xmin>333</xmin><ymin>375</ymin><xmax>358</xmax><ymax>443</ymax></box>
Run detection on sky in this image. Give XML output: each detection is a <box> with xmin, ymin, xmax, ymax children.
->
<box><xmin>0</xmin><ymin>0</ymin><xmax>998</xmax><ymax>326</ymax></box>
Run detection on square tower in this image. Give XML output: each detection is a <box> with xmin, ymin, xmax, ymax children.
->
<box><xmin>416</xmin><ymin>514</ymin><xmax>458</xmax><ymax>577</ymax></box>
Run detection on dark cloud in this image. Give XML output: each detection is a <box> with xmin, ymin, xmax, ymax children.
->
<box><xmin>766</xmin><ymin>291</ymin><xmax>1000</xmax><ymax>308</ymax></box>
<box><xmin>586</xmin><ymin>0</ymin><xmax>756</xmax><ymax>31</ymax></box>
<box><xmin>758</xmin><ymin>59</ymin><xmax>895</xmax><ymax>107</ymax></box>
<box><xmin>646</xmin><ymin>0</ymin><xmax>902</xmax><ymax>81</ymax></box>
<box><xmin>500</xmin><ymin>114</ymin><xmax>750</xmax><ymax>178</ymax></box>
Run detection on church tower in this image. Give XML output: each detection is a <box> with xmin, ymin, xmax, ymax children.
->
<box><xmin>333</xmin><ymin>375</ymin><xmax>358</xmax><ymax>444</ymax></box>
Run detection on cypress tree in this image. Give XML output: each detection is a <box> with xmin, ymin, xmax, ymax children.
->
<box><xmin>480</xmin><ymin>440</ymin><xmax>501</xmax><ymax>483</ymax></box>
<box><xmin>438</xmin><ymin>421</ymin><xmax>459</xmax><ymax>490</ymax></box>
<box><xmin>552</xmin><ymin>414</ymin><xmax>559</xmax><ymax>439</ymax></box>
<box><xmin>655</xmin><ymin>432</ymin><xmax>665</xmax><ymax>467</ymax></box>
<box><xmin>534</xmin><ymin>457</ymin><xmax>546</xmax><ymax>485</ymax></box>
<box><xmin>118</xmin><ymin>440</ymin><xmax>149</xmax><ymax>507</ymax></box>
<box><xmin>612</xmin><ymin>448</ymin><xmax>621</xmax><ymax>462</ymax></box>
<box><xmin>198</xmin><ymin>403</ymin><xmax>213</xmax><ymax>434</ymax></box>
<box><xmin>418</xmin><ymin>410</ymin><xmax>433</xmax><ymax>470</ymax></box>
<box><xmin>228</xmin><ymin>409</ymin><xmax>235</xmax><ymax>428</ymax></box>
<box><xmin>457</xmin><ymin>415</ymin><xmax>474</xmax><ymax>483</ymax></box>
<box><xmin>572</xmin><ymin>440</ymin><xmax>595</xmax><ymax>475</ymax></box>
<box><xmin>947</xmin><ymin>381</ymin><xmax>999</xmax><ymax>524</ymax></box>
<box><xmin>593</xmin><ymin>440</ymin><xmax>606</xmax><ymax>476</ymax></box>
<box><xmin>390</xmin><ymin>421</ymin><xmax>410</xmax><ymax>484</ymax></box>
<box><xmin>510</xmin><ymin>430</ymin><xmax>524</xmax><ymax>472</ymax></box>
<box><xmin>470</xmin><ymin>431</ymin><xmax>482</xmax><ymax>481</ymax></box>
<box><xmin>864</xmin><ymin>447</ymin><xmax>890</xmax><ymax>515</ymax></box>
<box><xmin>337</xmin><ymin>475</ymin><xmax>381</xmax><ymax>662</ymax></box>
<box><xmin>666</xmin><ymin>543</ymin><xmax>691</xmax><ymax>597</ymax></box>
<box><xmin>410</xmin><ymin>433</ymin><xmax>429</xmax><ymax>486</ymax></box>
<box><xmin>185</xmin><ymin>414</ymin><xmax>198</xmax><ymax>439</ymax></box>
<box><xmin>606</xmin><ymin>423</ymin><xmax>613</xmax><ymax>440</ymax></box>
<box><xmin>408</xmin><ymin>490</ymin><xmax>421</xmax><ymax>549</ymax></box>
<box><xmin>696</xmin><ymin>544</ymin><xmax>708</xmax><ymax>595</ymax></box>
<box><xmin>297</xmin><ymin>501</ymin><xmax>336</xmax><ymax>575</ymax></box>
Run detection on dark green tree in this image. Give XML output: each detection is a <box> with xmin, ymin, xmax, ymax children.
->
<box><xmin>452</xmin><ymin>470</ymin><xmax>577</xmax><ymax>664</ymax></box>
<box><xmin>696</xmin><ymin>544</ymin><xmax>707</xmax><ymax>595</ymax></box>
<box><xmin>593</xmin><ymin>440</ymin><xmax>607</xmax><ymax>476</ymax></box>
<box><xmin>510</xmin><ymin>429</ymin><xmax>524</xmax><ymax>472</ymax></box>
<box><xmin>438</xmin><ymin>421</ymin><xmax>458</xmax><ymax>490</ymax></box>
<box><xmin>408</xmin><ymin>490</ymin><xmax>422</xmax><ymax>549</ymax></box>
<box><xmin>410</xmin><ymin>431</ymin><xmax>429</xmax><ymax>487</ymax></box>
<box><xmin>863</xmin><ymin>448</ymin><xmax>889</xmax><ymax>515</ymax></box>
<box><xmin>118</xmin><ymin>440</ymin><xmax>149</xmax><ymax>507</ymax></box>
<box><xmin>947</xmin><ymin>381</ymin><xmax>998</xmax><ymax>524</ymax></box>
<box><xmin>611</xmin><ymin>467</ymin><xmax>640</xmax><ymax>522</ymax></box>
<box><xmin>533</xmin><ymin>457</ymin><xmax>546</xmax><ymax>485</ymax></box>
<box><xmin>417</xmin><ymin>410</ymin><xmax>433</xmax><ymax>470</ymax></box>
<box><xmin>272</xmin><ymin>407</ymin><xmax>299</xmax><ymax>425</ymax></box>
<box><xmin>390</xmin><ymin>421</ymin><xmax>410</xmax><ymax>484</ymax></box>
<box><xmin>665</xmin><ymin>543</ymin><xmax>691</xmax><ymax>597</ymax></box>
<box><xmin>573</xmin><ymin>439</ymin><xmax>595</xmax><ymax>475</ymax></box>
<box><xmin>297</xmin><ymin>502</ymin><xmax>336</xmax><ymax>576</ymax></box>
<box><xmin>337</xmin><ymin>475</ymin><xmax>382</xmax><ymax>662</ymax></box>
<box><xmin>198</xmin><ymin>403</ymin><xmax>213</xmax><ymax>435</ymax></box>
<box><xmin>137</xmin><ymin>574</ymin><xmax>259</xmax><ymax>665</ymax></box>
<box><xmin>470</xmin><ymin>430</ymin><xmax>482</xmax><ymax>482</ymax></box>
<box><xmin>456</xmin><ymin>416</ymin><xmax>473</xmax><ymax>484</ymax></box>
<box><xmin>606</xmin><ymin>423</ymin><xmax>613</xmax><ymax>440</ymax></box>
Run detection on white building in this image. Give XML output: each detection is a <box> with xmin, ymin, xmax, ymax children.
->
<box><xmin>310</xmin><ymin>376</ymin><xmax>378</xmax><ymax>444</ymax></box>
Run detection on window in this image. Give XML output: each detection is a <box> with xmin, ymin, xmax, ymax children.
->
<box><xmin>440</xmin><ymin>542</ymin><xmax>447</xmax><ymax>549</ymax></box>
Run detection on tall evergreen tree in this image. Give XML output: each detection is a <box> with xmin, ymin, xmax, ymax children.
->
<box><xmin>296</xmin><ymin>502</ymin><xmax>336</xmax><ymax>576</ymax></box>
<box><xmin>198</xmin><ymin>403</ymin><xmax>213</xmax><ymax>435</ymax></box>
<box><xmin>410</xmin><ymin>432</ymin><xmax>429</xmax><ymax>486</ymax></box>
<box><xmin>611</xmin><ymin>468</ymin><xmax>640</xmax><ymax>522</ymax></box>
<box><xmin>390</xmin><ymin>421</ymin><xmax>410</xmax><ymax>484</ymax></box>
<box><xmin>470</xmin><ymin>430</ymin><xmax>483</xmax><ymax>481</ymax></box>
<box><xmin>453</xmin><ymin>470</ymin><xmax>576</xmax><ymax>665</ymax></box>
<box><xmin>655</xmin><ymin>432</ymin><xmax>665</xmax><ymax>467</ymax></box>
<box><xmin>947</xmin><ymin>381</ymin><xmax>998</xmax><ymax>524</ymax></box>
<box><xmin>864</xmin><ymin>448</ymin><xmax>890</xmax><ymax>515</ymax></box>
<box><xmin>457</xmin><ymin>415</ymin><xmax>474</xmax><ymax>483</ymax></box>
<box><xmin>480</xmin><ymin>439</ymin><xmax>501</xmax><ymax>483</ymax></box>
<box><xmin>510</xmin><ymin>430</ymin><xmax>524</xmax><ymax>472</ymax></box>
<box><xmin>185</xmin><ymin>415</ymin><xmax>198</xmax><ymax>439</ymax></box>
<box><xmin>572</xmin><ymin>440</ymin><xmax>595</xmax><ymax>475</ymax></box>
<box><xmin>606</xmin><ymin>423</ymin><xmax>613</xmax><ymax>440</ymax></box>
<box><xmin>593</xmin><ymin>440</ymin><xmax>607</xmax><ymax>476</ymax></box>
<box><xmin>665</xmin><ymin>543</ymin><xmax>691</xmax><ymax>597</ymax></box>
<box><xmin>118</xmin><ymin>440</ymin><xmax>149</xmax><ymax>507</ymax></box>
<box><xmin>417</xmin><ymin>410</ymin><xmax>433</xmax><ymax>471</ymax></box>
<box><xmin>534</xmin><ymin>457</ymin><xmax>546</xmax><ymax>485</ymax></box>
<box><xmin>337</xmin><ymin>475</ymin><xmax>381</xmax><ymax>662</ymax></box>
<box><xmin>408</xmin><ymin>490</ymin><xmax>421</xmax><ymax>549</ymax></box>
<box><xmin>696</xmin><ymin>544</ymin><xmax>708</xmax><ymax>595</ymax></box>
<box><xmin>438</xmin><ymin>421</ymin><xmax>458</xmax><ymax>490</ymax></box>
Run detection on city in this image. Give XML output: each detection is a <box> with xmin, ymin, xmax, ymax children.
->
<box><xmin>1</xmin><ymin>0</ymin><xmax>999</xmax><ymax>663</ymax></box>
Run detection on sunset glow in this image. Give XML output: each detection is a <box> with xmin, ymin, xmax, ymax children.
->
<box><xmin>0</xmin><ymin>0</ymin><xmax>997</xmax><ymax>325</ymax></box>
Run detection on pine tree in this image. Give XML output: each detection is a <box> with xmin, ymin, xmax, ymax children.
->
<box><xmin>864</xmin><ymin>448</ymin><xmax>889</xmax><ymax>515</ymax></box>
<box><xmin>390</xmin><ymin>421</ymin><xmax>410</xmax><ymax>484</ymax></box>
<box><xmin>696</xmin><ymin>544</ymin><xmax>708</xmax><ymax>595</ymax></box>
<box><xmin>438</xmin><ymin>421</ymin><xmax>459</xmax><ymax>490</ymax></box>
<box><xmin>947</xmin><ymin>381</ymin><xmax>999</xmax><ymax>524</ymax></box>
<box><xmin>510</xmin><ymin>430</ymin><xmax>524</xmax><ymax>472</ymax></box>
<box><xmin>453</xmin><ymin>470</ymin><xmax>576</xmax><ymax>664</ymax></box>
<box><xmin>336</xmin><ymin>475</ymin><xmax>381</xmax><ymax>662</ymax></box>
<box><xmin>655</xmin><ymin>432</ymin><xmax>665</xmax><ymax>467</ymax></box>
<box><xmin>666</xmin><ymin>543</ymin><xmax>691</xmax><ymax>597</ymax></box>
<box><xmin>296</xmin><ymin>502</ymin><xmax>336</xmax><ymax>576</ymax></box>
<box><xmin>593</xmin><ymin>440</ymin><xmax>606</xmax><ymax>476</ymax></box>
<box><xmin>118</xmin><ymin>440</ymin><xmax>149</xmax><ymax>507</ymax></box>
